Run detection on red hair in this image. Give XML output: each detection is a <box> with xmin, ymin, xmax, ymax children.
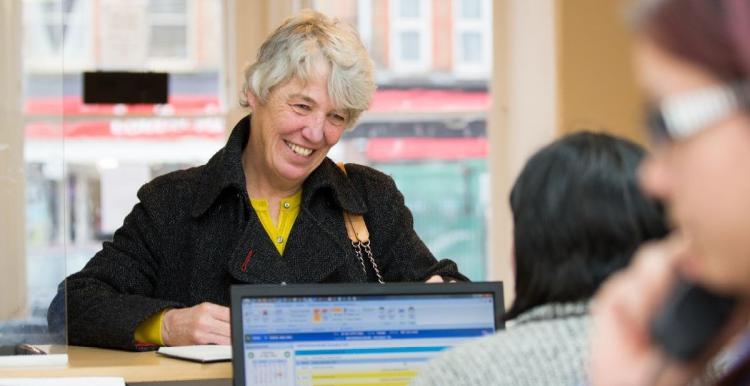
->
<box><xmin>635</xmin><ymin>0</ymin><xmax>750</xmax><ymax>81</ymax></box>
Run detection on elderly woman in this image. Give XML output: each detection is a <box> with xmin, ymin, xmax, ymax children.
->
<box><xmin>50</xmin><ymin>10</ymin><xmax>465</xmax><ymax>351</ymax></box>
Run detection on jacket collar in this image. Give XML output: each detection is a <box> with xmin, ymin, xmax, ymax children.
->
<box><xmin>191</xmin><ymin>115</ymin><xmax>367</xmax><ymax>218</ymax></box>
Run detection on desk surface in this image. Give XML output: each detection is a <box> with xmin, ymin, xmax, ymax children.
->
<box><xmin>0</xmin><ymin>346</ymin><xmax>231</xmax><ymax>383</ymax></box>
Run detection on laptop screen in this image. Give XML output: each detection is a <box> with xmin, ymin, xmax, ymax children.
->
<box><xmin>239</xmin><ymin>292</ymin><xmax>497</xmax><ymax>386</ymax></box>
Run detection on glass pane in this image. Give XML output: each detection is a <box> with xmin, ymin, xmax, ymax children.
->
<box><xmin>148</xmin><ymin>25</ymin><xmax>188</xmax><ymax>58</ymax></box>
<box><xmin>1</xmin><ymin>0</ymin><xmax>67</xmax><ymax>360</ymax></box>
<box><xmin>147</xmin><ymin>0</ymin><xmax>188</xmax><ymax>59</ymax></box>
<box><xmin>460</xmin><ymin>0</ymin><xmax>481</xmax><ymax>19</ymax></box>
<box><xmin>148</xmin><ymin>0</ymin><xmax>186</xmax><ymax>14</ymax></box>
<box><xmin>314</xmin><ymin>0</ymin><xmax>492</xmax><ymax>280</ymax></box>
<box><xmin>399</xmin><ymin>0</ymin><xmax>420</xmax><ymax>18</ymax></box>
<box><xmin>10</xmin><ymin>0</ymin><xmax>225</xmax><ymax>358</ymax></box>
<box><xmin>400</xmin><ymin>31</ymin><xmax>420</xmax><ymax>61</ymax></box>
<box><xmin>26</xmin><ymin>0</ymin><xmax>87</xmax><ymax>62</ymax></box>
<box><xmin>461</xmin><ymin>32</ymin><xmax>482</xmax><ymax>63</ymax></box>
<box><xmin>52</xmin><ymin>0</ymin><xmax>224</xmax><ymax>254</ymax></box>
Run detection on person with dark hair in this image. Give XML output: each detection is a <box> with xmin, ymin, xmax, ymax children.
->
<box><xmin>589</xmin><ymin>0</ymin><xmax>750</xmax><ymax>385</ymax></box>
<box><xmin>412</xmin><ymin>131</ymin><xmax>668</xmax><ymax>386</ymax></box>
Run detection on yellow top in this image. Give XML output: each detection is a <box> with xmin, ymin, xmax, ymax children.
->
<box><xmin>133</xmin><ymin>307</ymin><xmax>168</xmax><ymax>345</ymax></box>
<box><xmin>134</xmin><ymin>190</ymin><xmax>303</xmax><ymax>345</ymax></box>
<box><xmin>249</xmin><ymin>190</ymin><xmax>302</xmax><ymax>256</ymax></box>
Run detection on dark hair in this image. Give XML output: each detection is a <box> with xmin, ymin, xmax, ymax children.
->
<box><xmin>631</xmin><ymin>0</ymin><xmax>750</xmax><ymax>81</ymax></box>
<box><xmin>505</xmin><ymin>132</ymin><xmax>669</xmax><ymax>320</ymax></box>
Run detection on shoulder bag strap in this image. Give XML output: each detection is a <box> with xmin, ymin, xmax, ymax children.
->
<box><xmin>336</xmin><ymin>162</ymin><xmax>384</xmax><ymax>284</ymax></box>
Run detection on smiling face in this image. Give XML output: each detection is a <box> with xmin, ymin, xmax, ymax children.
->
<box><xmin>244</xmin><ymin>68</ymin><xmax>349</xmax><ymax>192</ymax></box>
<box><xmin>635</xmin><ymin>38</ymin><xmax>750</xmax><ymax>294</ymax></box>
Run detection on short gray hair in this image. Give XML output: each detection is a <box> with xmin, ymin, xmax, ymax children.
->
<box><xmin>240</xmin><ymin>10</ymin><xmax>376</xmax><ymax>128</ymax></box>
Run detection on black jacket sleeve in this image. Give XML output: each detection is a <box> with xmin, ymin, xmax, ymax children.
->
<box><xmin>48</xmin><ymin>189</ymin><xmax>183</xmax><ymax>351</ymax></box>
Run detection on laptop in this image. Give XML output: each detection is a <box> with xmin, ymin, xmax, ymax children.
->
<box><xmin>230</xmin><ymin>282</ymin><xmax>504</xmax><ymax>386</ymax></box>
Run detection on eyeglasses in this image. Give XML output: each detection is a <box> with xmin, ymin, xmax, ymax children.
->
<box><xmin>646</xmin><ymin>80</ymin><xmax>750</xmax><ymax>144</ymax></box>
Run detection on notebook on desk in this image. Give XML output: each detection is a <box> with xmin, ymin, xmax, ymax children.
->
<box><xmin>157</xmin><ymin>345</ymin><xmax>231</xmax><ymax>363</ymax></box>
<box><xmin>230</xmin><ymin>282</ymin><xmax>504</xmax><ymax>386</ymax></box>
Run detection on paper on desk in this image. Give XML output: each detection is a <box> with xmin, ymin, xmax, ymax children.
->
<box><xmin>0</xmin><ymin>353</ymin><xmax>67</xmax><ymax>368</ymax></box>
<box><xmin>0</xmin><ymin>377</ymin><xmax>124</xmax><ymax>386</ymax></box>
<box><xmin>157</xmin><ymin>345</ymin><xmax>231</xmax><ymax>363</ymax></box>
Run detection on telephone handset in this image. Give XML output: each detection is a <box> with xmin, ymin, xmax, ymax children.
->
<box><xmin>649</xmin><ymin>276</ymin><xmax>738</xmax><ymax>362</ymax></box>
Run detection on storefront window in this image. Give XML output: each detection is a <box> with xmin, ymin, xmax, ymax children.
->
<box><xmin>17</xmin><ymin>0</ymin><xmax>225</xmax><ymax>351</ymax></box>
<box><xmin>314</xmin><ymin>0</ymin><xmax>492</xmax><ymax>280</ymax></box>
<box><xmin>1</xmin><ymin>0</ymin><xmax>67</xmax><ymax>359</ymax></box>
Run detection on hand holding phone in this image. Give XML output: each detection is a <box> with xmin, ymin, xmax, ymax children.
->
<box><xmin>590</xmin><ymin>237</ymin><xmax>694</xmax><ymax>386</ymax></box>
<box><xmin>649</xmin><ymin>276</ymin><xmax>738</xmax><ymax>363</ymax></box>
<box><xmin>590</xmin><ymin>236</ymin><xmax>743</xmax><ymax>386</ymax></box>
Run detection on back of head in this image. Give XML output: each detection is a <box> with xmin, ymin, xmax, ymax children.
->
<box><xmin>506</xmin><ymin>132</ymin><xmax>668</xmax><ymax>320</ymax></box>
<box><xmin>241</xmin><ymin>10</ymin><xmax>376</xmax><ymax>127</ymax></box>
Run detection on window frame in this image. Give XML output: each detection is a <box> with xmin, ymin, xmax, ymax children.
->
<box><xmin>389</xmin><ymin>0</ymin><xmax>432</xmax><ymax>75</ymax></box>
<box><xmin>452</xmin><ymin>0</ymin><xmax>491</xmax><ymax>78</ymax></box>
<box><xmin>144</xmin><ymin>0</ymin><xmax>197</xmax><ymax>72</ymax></box>
<box><xmin>23</xmin><ymin>0</ymin><xmax>93</xmax><ymax>72</ymax></box>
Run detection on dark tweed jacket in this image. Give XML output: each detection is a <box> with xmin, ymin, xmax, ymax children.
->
<box><xmin>49</xmin><ymin>115</ymin><xmax>467</xmax><ymax>351</ymax></box>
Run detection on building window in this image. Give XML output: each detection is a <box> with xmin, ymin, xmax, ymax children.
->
<box><xmin>453</xmin><ymin>0</ymin><xmax>491</xmax><ymax>78</ymax></box>
<box><xmin>399</xmin><ymin>31</ymin><xmax>420</xmax><ymax>61</ymax></box>
<box><xmin>147</xmin><ymin>0</ymin><xmax>190</xmax><ymax>60</ymax></box>
<box><xmin>399</xmin><ymin>0</ymin><xmax>420</xmax><ymax>18</ymax></box>
<box><xmin>460</xmin><ymin>0</ymin><xmax>481</xmax><ymax>19</ymax></box>
<box><xmin>313</xmin><ymin>0</ymin><xmax>491</xmax><ymax>280</ymax></box>
<box><xmin>390</xmin><ymin>0</ymin><xmax>431</xmax><ymax>74</ymax></box>
<box><xmin>460</xmin><ymin>31</ymin><xmax>482</xmax><ymax>63</ymax></box>
<box><xmin>23</xmin><ymin>0</ymin><xmax>92</xmax><ymax>71</ymax></box>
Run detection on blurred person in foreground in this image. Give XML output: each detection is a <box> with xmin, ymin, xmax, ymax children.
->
<box><xmin>589</xmin><ymin>0</ymin><xmax>750</xmax><ymax>385</ymax></box>
<box><xmin>49</xmin><ymin>10</ymin><xmax>466</xmax><ymax>351</ymax></box>
<box><xmin>412</xmin><ymin>132</ymin><xmax>668</xmax><ymax>386</ymax></box>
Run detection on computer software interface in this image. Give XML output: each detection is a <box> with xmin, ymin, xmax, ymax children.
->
<box><xmin>241</xmin><ymin>293</ymin><xmax>496</xmax><ymax>386</ymax></box>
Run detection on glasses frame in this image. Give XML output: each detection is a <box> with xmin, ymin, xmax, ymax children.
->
<box><xmin>647</xmin><ymin>80</ymin><xmax>750</xmax><ymax>143</ymax></box>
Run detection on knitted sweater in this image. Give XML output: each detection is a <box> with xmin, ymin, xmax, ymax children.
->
<box><xmin>412</xmin><ymin>302</ymin><xmax>590</xmax><ymax>386</ymax></box>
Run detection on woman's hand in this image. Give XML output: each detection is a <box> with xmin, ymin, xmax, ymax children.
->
<box><xmin>161</xmin><ymin>302</ymin><xmax>231</xmax><ymax>346</ymax></box>
<box><xmin>589</xmin><ymin>238</ymin><xmax>687</xmax><ymax>386</ymax></box>
<box><xmin>589</xmin><ymin>236</ymin><xmax>747</xmax><ymax>386</ymax></box>
<box><xmin>425</xmin><ymin>275</ymin><xmax>456</xmax><ymax>283</ymax></box>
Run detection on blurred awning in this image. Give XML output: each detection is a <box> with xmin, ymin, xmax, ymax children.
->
<box><xmin>24</xmin><ymin>89</ymin><xmax>488</xmax><ymax>117</ymax></box>
<box><xmin>367</xmin><ymin>137</ymin><xmax>488</xmax><ymax>161</ymax></box>
<box><xmin>24</xmin><ymin>89</ymin><xmax>489</xmax><ymax>141</ymax></box>
<box><xmin>368</xmin><ymin>89</ymin><xmax>489</xmax><ymax>114</ymax></box>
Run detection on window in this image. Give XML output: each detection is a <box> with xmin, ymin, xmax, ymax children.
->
<box><xmin>389</xmin><ymin>0</ymin><xmax>431</xmax><ymax>74</ymax></box>
<box><xmin>17</xmin><ymin>0</ymin><xmax>226</xmax><ymax>347</ymax></box>
<box><xmin>453</xmin><ymin>0</ymin><xmax>492</xmax><ymax>77</ymax></box>
<box><xmin>147</xmin><ymin>0</ymin><xmax>190</xmax><ymax>60</ymax></box>
<box><xmin>3</xmin><ymin>0</ymin><xmax>67</xmax><ymax>356</ymax></box>
<box><xmin>399</xmin><ymin>31</ymin><xmax>420</xmax><ymax>61</ymax></box>
<box><xmin>314</xmin><ymin>0</ymin><xmax>491</xmax><ymax>280</ymax></box>
<box><xmin>460</xmin><ymin>0</ymin><xmax>481</xmax><ymax>19</ymax></box>
<box><xmin>399</xmin><ymin>0</ymin><xmax>420</xmax><ymax>18</ymax></box>
<box><xmin>23</xmin><ymin>0</ymin><xmax>92</xmax><ymax>71</ymax></box>
<box><xmin>461</xmin><ymin>31</ymin><xmax>482</xmax><ymax>63</ymax></box>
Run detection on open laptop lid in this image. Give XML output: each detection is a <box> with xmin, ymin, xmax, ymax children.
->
<box><xmin>230</xmin><ymin>282</ymin><xmax>504</xmax><ymax>386</ymax></box>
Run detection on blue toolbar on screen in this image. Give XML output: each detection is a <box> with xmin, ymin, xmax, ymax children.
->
<box><xmin>241</xmin><ymin>293</ymin><xmax>496</xmax><ymax>386</ymax></box>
